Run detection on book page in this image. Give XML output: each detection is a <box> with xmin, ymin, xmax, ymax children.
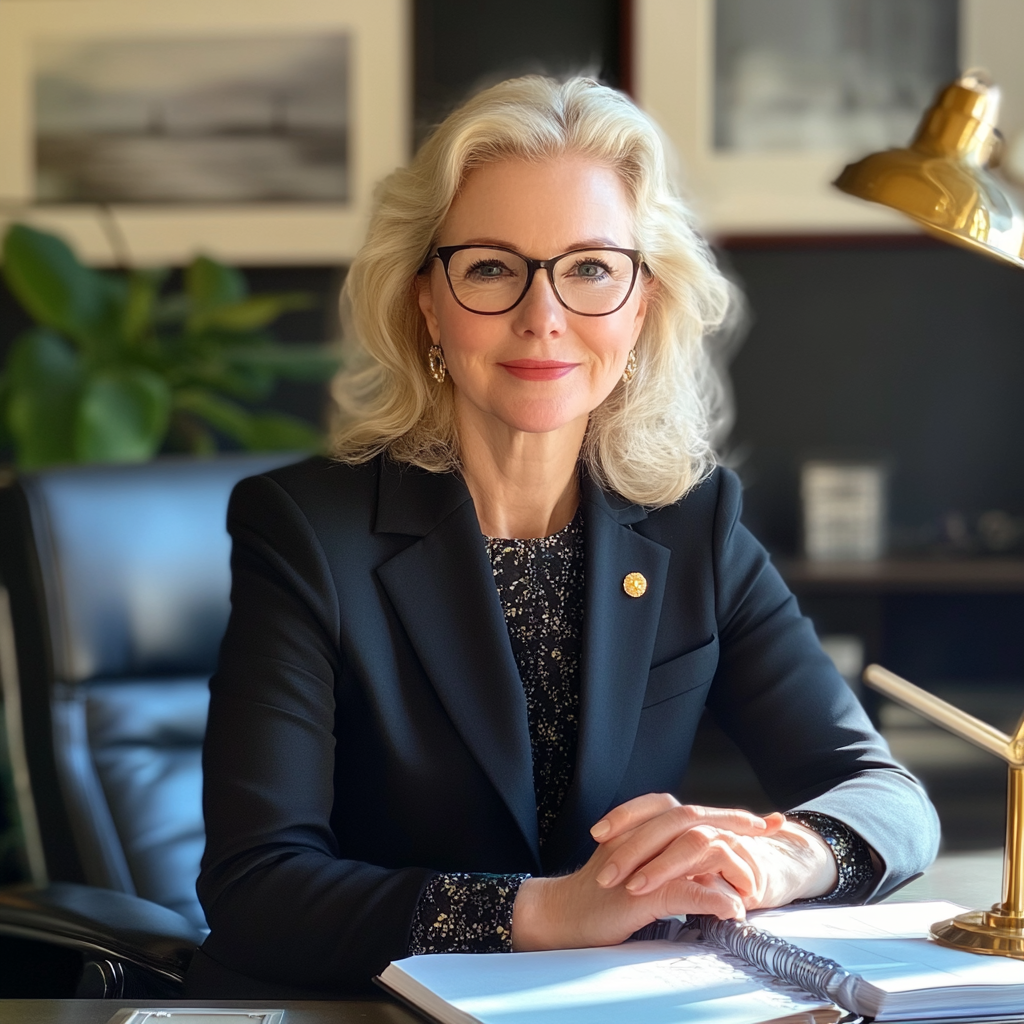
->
<box><xmin>748</xmin><ymin>900</ymin><xmax>1024</xmax><ymax>1015</ymax></box>
<box><xmin>751</xmin><ymin>900</ymin><xmax>969</xmax><ymax>941</ymax></box>
<box><xmin>384</xmin><ymin>941</ymin><xmax>834</xmax><ymax>1024</ymax></box>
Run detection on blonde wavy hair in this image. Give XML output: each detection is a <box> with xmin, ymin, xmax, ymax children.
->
<box><xmin>331</xmin><ymin>75</ymin><xmax>732</xmax><ymax>507</ymax></box>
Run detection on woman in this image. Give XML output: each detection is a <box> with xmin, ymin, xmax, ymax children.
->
<box><xmin>188</xmin><ymin>76</ymin><xmax>939</xmax><ymax>998</ymax></box>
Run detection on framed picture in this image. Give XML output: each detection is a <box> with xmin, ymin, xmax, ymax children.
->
<box><xmin>634</xmin><ymin>0</ymin><xmax>1024</xmax><ymax>237</ymax></box>
<box><xmin>0</xmin><ymin>0</ymin><xmax>409</xmax><ymax>265</ymax></box>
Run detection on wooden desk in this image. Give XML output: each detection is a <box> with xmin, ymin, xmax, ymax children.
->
<box><xmin>0</xmin><ymin>999</ymin><xmax>419</xmax><ymax>1024</ymax></box>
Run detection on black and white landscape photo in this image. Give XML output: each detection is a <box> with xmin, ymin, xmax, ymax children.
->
<box><xmin>714</xmin><ymin>0</ymin><xmax>958</xmax><ymax>153</ymax></box>
<box><xmin>34</xmin><ymin>33</ymin><xmax>350</xmax><ymax>204</ymax></box>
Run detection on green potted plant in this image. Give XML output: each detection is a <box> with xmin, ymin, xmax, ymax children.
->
<box><xmin>0</xmin><ymin>224</ymin><xmax>339</xmax><ymax>469</ymax></box>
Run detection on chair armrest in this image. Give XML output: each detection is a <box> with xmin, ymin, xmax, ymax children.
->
<box><xmin>0</xmin><ymin>881</ymin><xmax>201</xmax><ymax>992</ymax></box>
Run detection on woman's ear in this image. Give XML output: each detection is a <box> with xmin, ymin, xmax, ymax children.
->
<box><xmin>631</xmin><ymin>274</ymin><xmax>657</xmax><ymax>343</ymax></box>
<box><xmin>417</xmin><ymin>272</ymin><xmax>442</xmax><ymax>343</ymax></box>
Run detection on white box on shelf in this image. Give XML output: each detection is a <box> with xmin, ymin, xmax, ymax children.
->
<box><xmin>802</xmin><ymin>460</ymin><xmax>887</xmax><ymax>561</ymax></box>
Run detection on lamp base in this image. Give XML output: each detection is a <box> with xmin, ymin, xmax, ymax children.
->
<box><xmin>931</xmin><ymin>908</ymin><xmax>1024</xmax><ymax>959</ymax></box>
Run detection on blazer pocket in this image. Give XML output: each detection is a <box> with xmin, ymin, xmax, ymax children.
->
<box><xmin>642</xmin><ymin>635</ymin><xmax>719</xmax><ymax>709</ymax></box>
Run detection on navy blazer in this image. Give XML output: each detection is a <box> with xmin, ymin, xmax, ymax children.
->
<box><xmin>189</xmin><ymin>455</ymin><xmax>939</xmax><ymax>997</ymax></box>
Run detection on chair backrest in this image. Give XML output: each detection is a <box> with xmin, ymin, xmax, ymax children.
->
<box><xmin>0</xmin><ymin>454</ymin><xmax>295</xmax><ymax>930</ymax></box>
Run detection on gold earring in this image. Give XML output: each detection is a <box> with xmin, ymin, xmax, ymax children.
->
<box><xmin>621</xmin><ymin>348</ymin><xmax>638</xmax><ymax>383</ymax></box>
<box><xmin>427</xmin><ymin>344</ymin><xmax>447</xmax><ymax>384</ymax></box>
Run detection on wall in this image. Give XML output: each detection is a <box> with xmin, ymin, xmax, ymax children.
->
<box><xmin>725</xmin><ymin>238</ymin><xmax>1024</xmax><ymax>556</ymax></box>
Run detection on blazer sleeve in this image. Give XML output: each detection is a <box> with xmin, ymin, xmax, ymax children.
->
<box><xmin>196</xmin><ymin>474</ymin><xmax>433</xmax><ymax>993</ymax></box>
<box><xmin>705</xmin><ymin>469</ymin><xmax>940</xmax><ymax>900</ymax></box>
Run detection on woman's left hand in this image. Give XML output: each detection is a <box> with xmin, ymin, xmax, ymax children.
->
<box><xmin>591</xmin><ymin>793</ymin><xmax>838</xmax><ymax>909</ymax></box>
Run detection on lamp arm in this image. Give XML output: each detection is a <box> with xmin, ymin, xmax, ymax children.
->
<box><xmin>1013</xmin><ymin>709</ymin><xmax>1024</xmax><ymax>760</ymax></box>
<box><xmin>862</xmin><ymin>664</ymin><xmax>1018</xmax><ymax>765</ymax></box>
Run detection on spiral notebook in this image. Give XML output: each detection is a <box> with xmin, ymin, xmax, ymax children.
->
<box><xmin>376</xmin><ymin>901</ymin><xmax>1024</xmax><ymax>1024</ymax></box>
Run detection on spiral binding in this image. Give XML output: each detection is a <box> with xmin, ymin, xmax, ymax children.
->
<box><xmin>694</xmin><ymin>915</ymin><xmax>855</xmax><ymax>1005</ymax></box>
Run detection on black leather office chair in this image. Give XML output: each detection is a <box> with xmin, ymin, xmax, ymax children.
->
<box><xmin>0</xmin><ymin>453</ymin><xmax>295</xmax><ymax>996</ymax></box>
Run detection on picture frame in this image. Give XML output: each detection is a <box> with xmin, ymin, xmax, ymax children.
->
<box><xmin>634</xmin><ymin>0</ymin><xmax>1024</xmax><ymax>238</ymax></box>
<box><xmin>0</xmin><ymin>0</ymin><xmax>410</xmax><ymax>265</ymax></box>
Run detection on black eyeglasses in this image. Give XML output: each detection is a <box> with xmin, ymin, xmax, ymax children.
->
<box><xmin>423</xmin><ymin>244</ymin><xmax>644</xmax><ymax>316</ymax></box>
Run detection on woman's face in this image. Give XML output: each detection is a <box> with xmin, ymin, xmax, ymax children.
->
<box><xmin>418</xmin><ymin>155</ymin><xmax>649</xmax><ymax>439</ymax></box>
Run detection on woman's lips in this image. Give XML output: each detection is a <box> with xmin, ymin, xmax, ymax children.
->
<box><xmin>499</xmin><ymin>360</ymin><xmax>578</xmax><ymax>381</ymax></box>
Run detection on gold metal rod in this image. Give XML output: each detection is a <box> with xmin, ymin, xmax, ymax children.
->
<box><xmin>862</xmin><ymin>664</ymin><xmax>1017</xmax><ymax>764</ymax></box>
<box><xmin>864</xmin><ymin>664</ymin><xmax>1024</xmax><ymax>956</ymax></box>
<box><xmin>1002</xmin><ymin>767</ymin><xmax>1024</xmax><ymax>916</ymax></box>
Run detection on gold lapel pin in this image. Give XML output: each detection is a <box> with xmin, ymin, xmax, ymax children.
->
<box><xmin>623</xmin><ymin>572</ymin><xmax>647</xmax><ymax>598</ymax></box>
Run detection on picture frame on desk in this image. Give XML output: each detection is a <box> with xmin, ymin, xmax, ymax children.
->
<box><xmin>633</xmin><ymin>0</ymin><xmax>1024</xmax><ymax>238</ymax></box>
<box><xmin>0</xmin><ymin>0</ymin><xmax>410</xmax><ymax>266</ymax></box>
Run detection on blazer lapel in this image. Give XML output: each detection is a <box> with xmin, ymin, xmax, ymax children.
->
<box><xmin>373</xmin><ymin>462</ymin><xmax>541</xmax><ymax>866</ymax></box>
<box><xmin>542</xmin><ymin>478</ymin><xmax>671</xmax><ymax>871</ymax></box>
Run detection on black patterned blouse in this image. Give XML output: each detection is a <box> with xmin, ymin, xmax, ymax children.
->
<box><xmin>408</xmin><ymin>509</ymin><xmax>584</xmax><ymax>955</ymax></box>
<box><xmin>407</xmin><ymin>507</ymin><xmax>872</xmax><ymax>956</ymax></box>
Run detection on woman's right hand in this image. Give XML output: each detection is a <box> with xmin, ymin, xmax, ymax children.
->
<box><xmin>511</xmin><ymin>798</ymin><xmax>783</xmax><ymax>951</ymax></box>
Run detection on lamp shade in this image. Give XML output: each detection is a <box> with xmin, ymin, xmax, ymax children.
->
<box><xmin>834</xmin><ymin>74</ymin><xmax>1024</xmax><ymax>270</ymax></box>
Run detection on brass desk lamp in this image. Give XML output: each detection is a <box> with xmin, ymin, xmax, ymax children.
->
<box><xmin>863</xmin><ymin>665</ymin><xmax>1024</xmax><ymax>958</ymax></box>
<box><xmin>834</xmin><ymin>71</ymin><xmax>1024</xmax><ymax>957</ymax></box>
<box><xmin>835</xmin><ymin>71</ymin><xmax>1024</xmax><ymax>268</ymax></box>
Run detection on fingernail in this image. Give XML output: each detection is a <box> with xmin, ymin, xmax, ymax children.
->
<box><xmin>596</xmin><ymin>865</ymin><xmax>618</xmax><ymax>886</ymax></box>
<box><xmin>625</xmin><ymin>873</ymin><xmax>647</xmax><ymax>893</ymax></box>
<box><xmin>591</xmin><ymin>820</ymin><xmax>611</xmax><ymax>839</ymax></box>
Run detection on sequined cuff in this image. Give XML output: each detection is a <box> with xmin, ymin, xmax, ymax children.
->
<box><xmin>408</xmin><ymin>872</ymin><xmax>531</xmax><ymax>954</ymax></box>
<box><xmin>786</xmin><ymin>810</ymin><xmax>875</xmax><ymax>904</ymax></box>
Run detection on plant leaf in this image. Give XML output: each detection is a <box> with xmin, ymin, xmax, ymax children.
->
<box><xmin>222</xmin><ymin>342</ymin><xmax>340</xmax><ymax>380</ymax></box>
<box><xmin>172</xmin><ymin>388</ymin><xmax>256</xmax><ymax>444</ymax></box>
<box><xmin>74</xmin><ymin>368</ymin><xmax>171</xmax><ymax>463</ymax></box>
<box><xmin>165</xmin><ymin>410</ymin><xmax>218</xmax><ymax>456</ymax></box>
<box><xmin>185</xmin><ymin>256</ymin><xmax>247</xmax><ymax>313</ymax></box>
<box><xmin>1</xmin><ymin>224</ymin><xmax>126</xmax><ymax>354</ymax></box>
<box><xmin>3</xmin><ymin>327</ymin><xmax>84</xmax><ymax>468</ymax></box>
<box><xmin>198</xmin><ymin>293</ymin><xmax>313</xmax><ymax>331</ymax></box>
<box><xmin>153</xmin><ymin>293</ymin><xmax>191</xmax><ymax>327</ymax></box>
<box><xmin>173</xmin><ymin>388</ymin><xmax>321</xmax><ymax>451</ymax></box>
<box><xmin>192</xmin><ymin>364</ymin><xmax>276</xmax><ymax>402</ymax></box>
<box><xmin>84</xmin><ymin>273</ymin><xmax>131</xmax><ymax>360</ymax></box>
<box><xmin>243</xmin><ymin>412</ymin><xmax>323</xmax><ymax>451</ymax></box>
<box><xmin>122</xmin><ymin>268</ymin><xmax>169</xmax><ymax>344</ymax></box>
<box><xmin>166</xmin><ymin>339</ymin><xmax>276</xmax><ymax>399</ymax></box>
<box><xmin>207</xmin><ymin>363</ymin><xmax>276</xmax><ymax>401</ymax></box>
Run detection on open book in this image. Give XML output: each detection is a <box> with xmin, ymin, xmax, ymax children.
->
<box><xmin>377</xmin><ymin>901</ymin><xmax>1024</xmax><ymax>1024</ymax></box>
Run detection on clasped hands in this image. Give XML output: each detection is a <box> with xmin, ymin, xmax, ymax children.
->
<box><xmin>512</xmin><ymin>793</ymin><xmax>838</xmax><ymax>951</ymax></box>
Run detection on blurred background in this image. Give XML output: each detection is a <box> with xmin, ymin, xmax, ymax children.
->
<box><xmin>1</xmin><ymin>0</ymin><xmax>1022</xmax><ymax>887</ymax></box>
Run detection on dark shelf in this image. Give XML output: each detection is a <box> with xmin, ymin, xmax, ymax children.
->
<box><xmin>777</xmin><ymin>557</ymin><xmax>1024</xmax><ymax>594</ymax></box>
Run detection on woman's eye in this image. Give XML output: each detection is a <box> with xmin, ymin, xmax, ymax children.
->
<box><xmin>569</xmin><ymin>259</ymin><xmax>613</xmax><ymax>280</ymax></box>
<box><xmin>465</xmin><ymin>260</ymin><xmax>513</xmax><ymax>280</ymax></box>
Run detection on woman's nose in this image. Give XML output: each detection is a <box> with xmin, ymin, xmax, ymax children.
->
<box><xmin>513</xmin><ymin>269</ymin><xmax>566</xmax><ymax>336</ymax></box>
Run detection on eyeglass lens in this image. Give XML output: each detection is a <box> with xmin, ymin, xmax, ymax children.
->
<box><xmin>445</xmin><ymin>247</ymin><xmax>636</xmax><ymax>315</ymax></box>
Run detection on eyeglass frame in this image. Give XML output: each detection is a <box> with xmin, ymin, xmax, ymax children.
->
<box><xmin>421</xmin><ymin>244</ymin><xmax>646</xmax><ymax>317</ymax></box>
